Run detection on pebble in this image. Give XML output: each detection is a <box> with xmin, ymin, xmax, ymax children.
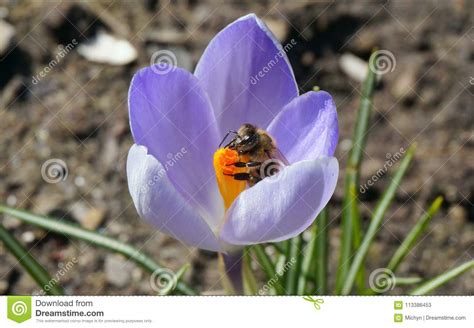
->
<box><xmin>21</xmin><ymin>231</ymin><xmax>36</xmax><ymax>243</ymax></box>
<box><xmin>77</xmin><ymin>31</ymin><xmax>137</xmax><ymax>65</ymax></box>
<box><xmin>105</xmin><ymin>255</ymin><xmax>133</xmax><ymax>288</ymax></box>
<box><xmin>390</xmin><ymin>59</ymin><xmax>421</xmax><ymax>103</ymax></box>
<box><xmin>146</xmin><ymin>28</ymin><xmax>188</xmax><ymax>45</ymax></box>
<box><xmin>0</xmin><ymin>280</ymin><xmax>8</xmax><ymax>294</ymax></box>
<box><xmin>263</xmin><ymin>18</ymin><xmax>289</xmax><ymax>42</ymax></box>
<box><xmin>2</xmin><ymin>216</ymin><xmax>21</xmax><ymax>229</ymax></box>
<box><xmin>339</xmin><ymin>53</ymin><xmax>369</xmax><ymax>83</ymax></box>
<box><xmin>0</xmin><ymin>19</ymin><xmax>15</xmax><ymax>55</ymax></box>
<box><xmin>450</xmin><ymin>205</ymin><xmax>467</xmax><ymax>225</ymax></box>
<box><xmin>69</xmin><ymin>201</ymin><xmax>106</xmax><ymax>230</ymax></box>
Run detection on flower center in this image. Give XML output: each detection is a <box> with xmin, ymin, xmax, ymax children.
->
<box><xmin>213</xmin><ymin>148</ymin><xmax>249</xmax><ymax>209</ymax></box>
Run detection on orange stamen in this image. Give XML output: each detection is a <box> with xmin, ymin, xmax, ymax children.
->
<box><xmin>213</xmin><ymin>148</ymin><xmax>249</xmax><ymax>210</ymax></box>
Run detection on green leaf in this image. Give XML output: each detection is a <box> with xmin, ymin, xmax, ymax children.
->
<box><xmin>315</xmin><ymin>208</ymin><xmax>329</xmax><ymax>294</ymax></box>
<box><xmin>409</xmin><ymin>260</ymin><xmax>474</xmax><ymax>295</ymax></box>
<box><xmin>242</xmin><ymin>248</ymin><xmax>258</xmax><ymax>295</ymax></box>
<box><xmin>252</xmin><ymin>245</ymin><xmax>285</xmax><ymax>295</ymax></box>
<box><xmin>335</xmin><ymin>51</ymin><xmax>379</xmax><ymax>294</ymax></box>
<box><xmin>285</xmin><ymin>235</ymin><xmax>302</xmax><ymax>295</ymax></box>
<box><xmin>0</xmin><ymin>205</ymin><xmax>196</xmax><ymax>296</ymax></box>
<box><xmin>297</xmin><ymin>208</ymin><xmax>329</xmax><ymax>295</ymax></box>
<box><xmin>0</xmin><ymin>222</ymin><xmax>63</xmax><ymax>295</ymax></box>
<box><xmin>341</xmin><ymin>143</ymin><xmax>416</xmax><ymax>295</ymax></box>
<box><xmin>387</xmin><ymin>196</ymin><xmax>443</xmax><ymax>272</ymax></box>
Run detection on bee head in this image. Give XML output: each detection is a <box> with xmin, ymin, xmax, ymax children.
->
<box><xmin>235</xmin><ymin>123</ymin><xmax>259</xmax><ymax>153</ymax></box>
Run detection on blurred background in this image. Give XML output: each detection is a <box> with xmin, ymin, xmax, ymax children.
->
<box><xmin>0</xmin><ymin>0</ymin><xmax>472</xmax><ymax>295</ymax></box>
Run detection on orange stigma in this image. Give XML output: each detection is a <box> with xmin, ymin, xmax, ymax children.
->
<box><xmin>213</xmin><ymin>148</ymin><xmax>248</xmax><ymax>209</ymax></box>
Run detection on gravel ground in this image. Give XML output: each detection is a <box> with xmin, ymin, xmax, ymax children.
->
<box><xmin>0</xmin><ymin>0</ymin><xmax>472</xmax><ymax>295</ymax></box>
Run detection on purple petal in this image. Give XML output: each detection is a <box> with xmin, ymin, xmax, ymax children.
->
<box><xmin>194</xmin><ymin>14</ymin><xmax>298</xmax><ymax>135</ymax></box>
<box><xmin>129</xmin><ymin>65</ymin><xmax>224</xmax><ymax>227</ymax></box>
<box><xmin>220</xmin><ymin>157</ymin><xmax>338</xmax><ymax>245</ymax></box>
<box><xmin>267</xmin><ymin>91</ymin><xmax>339</xmax><ymax>163</ymax></box>
<box><xmin>127</xmin><ymin>144</ymin><xmax>221</xmax><ymax>251</ymax></box>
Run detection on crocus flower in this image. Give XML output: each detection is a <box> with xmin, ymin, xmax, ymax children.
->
<box><xmin>127</xmin><ymin>14</ymin><xmax>339</xmax><ymax>254</ymax></box>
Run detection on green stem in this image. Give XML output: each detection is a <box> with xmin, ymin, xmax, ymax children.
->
<box><xmin>387</xmin><ymin>196</ymin><xmax>443</xmax><ymax>272</ymax></box>
<box><xmin>0</xmin><ymin>223</ymin><xmax>63</xmax><ymax>295</ymax></box>
<box><xmin>335</xmin><ymin>51</ymin><xmax>378</xmax><ymax>294</ymax></box>
<box><xmin>253</xmin><ymin>245</ymin><xmax>285</xmax><ymax>295</ymax></box>
<box><xmin>297</xmin><ymin>221</ymin><xmax>318</xmax><ymax>294</ymax></box>
<box><xmin>315</xmin><ymin>208</ymin><xmax>329</xmax><ymax>294</ymax></box>
<box><xmin>242</xmin><ymin>248</ymin><xmax>258</xmax><ymax>295</ymax></box>
<box><xmin>0</xmin><ymin>205</ymin><xmax>196</xmax><ymax>296</ymax></box>
<box><xmin>409</xmin><ymin>261</ymin><xmax>474</xmax><ymax>295</ymax></box>
<box><xmin>341</xmin><ymin>143</ymin><xmax>416</xmax><ymax>295</ymax></box>
<box><xmin>285</xmin><ymin>235</ymin><xmax>302</xmax><ymax>295</ymax></box>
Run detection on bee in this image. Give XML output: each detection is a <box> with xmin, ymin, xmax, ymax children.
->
<box><xmin>219</xmin><ymin>123</ymin><xmax>289</xmax><ymax>186</ymax></box>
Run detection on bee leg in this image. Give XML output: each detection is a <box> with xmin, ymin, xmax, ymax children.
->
<box><xmin>227</xmin><ymin>161</ymin><xmax>262</xmax><ymax>168</ymax></box>
<box><xmin>224</xmin><ymin>172</ymin><xmax>261</xmax><ymax>183</ymax></box>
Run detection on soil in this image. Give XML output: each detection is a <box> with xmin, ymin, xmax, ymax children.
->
<box><xmin>0</xmin><ymin>0</ymin><xmax>472</xmax><ymax>295</ymax></box>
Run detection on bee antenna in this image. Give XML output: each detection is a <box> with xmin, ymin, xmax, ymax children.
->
<box><xmin>218</xmin><ymin>130</ymin><xmax>239</xmax><ymax>148</ymax></box>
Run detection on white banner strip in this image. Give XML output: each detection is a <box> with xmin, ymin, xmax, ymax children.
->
<box><xmin>0</xmin><ymin>296</ymin><xmax>472</xmax><ymax>327</ymax></box>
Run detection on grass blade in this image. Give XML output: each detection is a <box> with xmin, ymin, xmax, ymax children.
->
<box><xmin>0</xmin><ymin>205</ymin><xmax>196</xmax><ymax>296</ymax></box>
<box><xmin>315</xmin><ymin>208</ymin><xmax>329</xmax><ymax>294</ymax></box>
<box><xmin>363</xmin><ymin>276</ymin><xmax>423</xmax><ymax>295</ymax></box>
<box><xmin>272</xmin><ymin>241</ymin><xmax>288</xmax><ymax>255</ymax></box>
<box><xmin>0</xmin><ymin>222</ymin><xmax>63</xmax><ymax>295</ymax></box>
<box><xmin>297</xmin><ymin>220</ymin><xmax>318</xmax><ymax>294</ymax></box>
<box><xmin>349</xmin><ymin>185</ymin><xmax>365</xmax><ymax>294</ymax></box>
<box><xmin>252</xmin><ymin>245</ymin><xmax>285</xmax><ymax>295</ymax></box>
<box><xmin>285</xmin><ymin>235</ymin><xmax>302</xmax><ymax>295</ymax></box>
<box><xmin>409</xmin><ymin>260</ymin><xmax>474</xmax><ymax>295</ymax></box>
<box><xmin>387</xmin><ymin>196</ymin><xmax>443</xmax><ymax>272</ymax></box>
<box><xmin>341</xmin><ymin>143</ymin><xmax>416</xmax><ymax>295</ymax></box>
<box><xmin>335</xmin><ymin>51</ymin><xmax>379</xmax><ymax>293</ymax></box>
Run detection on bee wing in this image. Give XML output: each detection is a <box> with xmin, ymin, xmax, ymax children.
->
<box><xmin>268</xmin><ymin>147</ymin><xmax>289</xmax><ymax>166</ymax></box>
